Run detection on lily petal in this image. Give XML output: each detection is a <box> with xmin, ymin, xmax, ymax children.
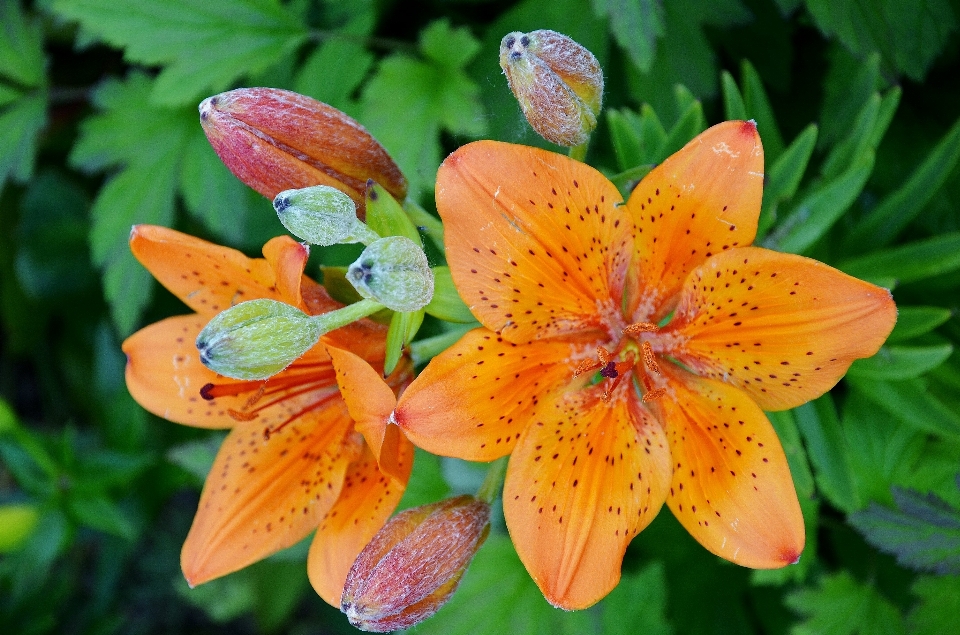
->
<box><xmin>327</xmin><ymin>345</ymin><xmax>406</xmax><ymax>483</ymax></box>
<box><xmin>396</xmin><ymin>329</ymin><xmax>577</xmax><ymax>461</ymax></box>
<box><xmin>181</xmin><ymin>401</ymin><xmax>358</xmax><ymax>586</ymax></box>
<box><xmin>308</xmin><ymin>438</ymin><xmax>413</xmax><ymax>606</ymax></box>
<box><xmin>627</xmin><ymin>121</ymin><xmax>764</xmax><ymax>322</ymax></box>
<box><xmin>130</xmin><ymin>225</ymin><xmax>308</xmax><ymax>316</ymax></box>
<box><xmin>123</xmin><ymin>315</ymin><xmax>342</xmax><ymax>429</ymax></box>
<box><xmin>666</xmin><ymin>246</ymin><xmax>897</xmax><ymax>410</ymax></box>
<box><xmin>503</xmin><ymin>387</ymin><xmax>670</xmax><ymax>609</ymax></box>
<box><xmin>657</xmin><ymin>368</ymin><xmax>804</xmax><ymax>568</ymax></box>
<box><xmin>437</xmin><ymin>141</ymin><xmax>632</xmax><ymax>343</ymax></box>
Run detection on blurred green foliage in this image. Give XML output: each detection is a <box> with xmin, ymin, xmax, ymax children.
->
<box><xmin>1</xmin><ymin>0</ymin><xmax>959</xmax><ymax>633</ymax></box>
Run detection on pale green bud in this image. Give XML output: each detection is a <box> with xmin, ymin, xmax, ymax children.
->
<box><xmin>348</xmin><ymin>237</ymin><xmax>434</xmax><ymax>313</ymax></box>
<box><xmin>196</xmin><ymin>299</ymin><xmax>322</xmax><ymax>380</ymax></box>
<box><xmin>274</xmin><ymin>185</ymin><xmax>380</xmax><ymax>246</ymax></box>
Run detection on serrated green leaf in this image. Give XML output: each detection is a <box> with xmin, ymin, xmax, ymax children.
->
<box><xmin>804</xmin><ymin>0</ymin><xmax>957</xmax><ymax>81</ymax></box>
<box><xmin>53</xmin><ymin>0</ymin><xmax>308</xmax><ymax>106</ymax></box>
<box><xmin>849</xmin><ymin>378</ymin><xmax>960</xmax><ymax>442</ymax></box>
<box><xmin>720</xmin><ymin>70</ymin><xmax>746</xmax><ymax>121</ymax></box>
<box><xmin>406</xmin><ymin>534</ymin><xmax>593</xmax><ymax>635</ymax></box>
<box><xmin>425</xmin><ymin>266</ymin><xmax>475</xmax><ymax>323</ymax></box>
<box><xmin>793</xmin><ymin>396</ymin><xmax>859</xmax><ymax>512</ymax></box>
<box><xmin>887</xmin><ymin>306</ymin><xmax>952</xmax><ymax>343</ymax></box>
<box><xmin>0</xmin><ymin>1</ymin><xmax>46</xmax><ymax>87</ymax></box>
<box><xmin>785</xmin><ymin>571</ymin><xmax>906</xmax><ymax>635</ymax></box>
<box><xmin>849</xmin><ymin>481</ymin><xmax>960</xmax><ymax>575</ymax></box>
<box><xmin>847</xmin><ymin>344</ymin><xmax>953</xmax><ymax>381</ymax></box>
<box><xmin>757</xmin><ymin>124</ymin><xmax>817</xmax><ymax>240</ymax></box>
<box><xmin>908</xmin><ymin>576</ymin><xmax>960</xmax><ymax>635</ymax></box>
<box><xmin>592</xmin><ymin>0</ymin><xmax>664</xmax><ymax>73</ymax></box>
<box><xmin>773</xmin><ymin>153</ymin><xmax>874</xmax><ymax>254</ymax></box>
<box><xmin>847</xmin><ymin>114</ymin><xmax>960</xmax><ymax>250</ymax></box>
<box><xmin>0</xmin><ymin>92</ymin><xmax>46</xmax><ymax>185</ymax></box>
<box><xmin>600</xmin><ymin>561</ymin><xmax>673</xmax><ymax>635</ymax></box>
<box><xmin>839</xmin><ymin>232</ymin><xmax>960</xmax><ymax>287</ymax></box>
<box><xmin>293</xmin><ymin>38</ymin><xmax>374</xmax><ymax>112</ymax></box>
<box><xmin>361</xmin><ymin>20</ymin><xmax>485</xmax><ymax>198</ymax></box>
<box><xmin>741</xmin><ymin>60</ymin><xmax>785</xmax><ymax>162</ymax></box>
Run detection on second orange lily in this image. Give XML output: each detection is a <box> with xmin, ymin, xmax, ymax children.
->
<box><xmin>381</xmin><ymin>121</ymin><xmax>896</xmax><ymax>609</ymax></box>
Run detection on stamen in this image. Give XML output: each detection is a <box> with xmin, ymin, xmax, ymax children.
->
<box><xmin>623</xmin><ymin>322</ymin><xmax>659</xmax><ymax>335</ymax></box>
<box><xmin>641</xmin><ymin>341</ymin><xmax>661</xmax><ymax>375</ymax></box>
<box><xmin>642</xmin><ymin>388</ymin><xmax>666</xmax><ymax>402</ymax></box>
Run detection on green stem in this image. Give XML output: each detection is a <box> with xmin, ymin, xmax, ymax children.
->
<box><xmin>476</xmin><ymin>456</ymin><xmax>509</xmax><ymax>504</ymax></box>
<box><xmin>403</xmin><ymin>199</ymin><xmax>445</xmax><ymax>255</ymax></box>
<box><xmin>311</xmin><ymin>298</ymin><xmax>385</xmax><ymax>334</ymax></box>
<box><xmin>409</xmin><ymin>323</ymin><xmax>476</xmax><ymax>366</ymax></box>
<box><xmin>568</xmin><ymin>141</ymin><xmax>589</xmax><ymax>162</ymax></box>
<box><xmin>609</xmin><ymin>164</ymin><xmax>654</xmax><ymax>189</ymax></box>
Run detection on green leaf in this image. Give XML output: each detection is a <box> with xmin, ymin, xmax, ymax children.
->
<box><xmin>657</xmin><ymin>97</ymin><xmax>705</xmax><ymax>161</ymax></box>
<box><xmin>600</xmin><ymin>561</ymin><xmax>673</xmax><ymax>635</ymax></box>
<box><xmin>847</xmin><ymin>344</ymin><xmax>953</xmax><ymax>381</ymax></box>
<box><xmin>720</xmin><ymin>70</ymin><xmax>746</xmax><ymax>121</ymax></box>
<box><xmin>908</xmin><ymin>576</ymin><xmax>960</xmax><ymax>635</ymax></box>
<box><xmin>793</xmin><ymin>396</ymin><xmax>859</xmax><ymax>512</ymax></box>
<box><xmin>407</xmin><ymin>534</ymin><xmax>593</xmax><ymax>635</ymax></box>
<box><xmin>0</xmin><ymin>1</ymin><xmax>46</xmax><ymax>87</ymax></box>
<box><xmin>384</xmin><ymin>309</ymin><xmax>424</xmax><ymax>375</ymax></box>
<box><xmin>741</xmin><ymin>59</ymin><xmax>785</xmax><ymax>162</ymax></box>
<box><xmin>849</xmin><ymin>378</ymin><xmax>960</xmax><ymax>442</ymax></box>
<box><xmin>0</xmin><ymin>92</ymin><xmax>46</xmax><ymax>185</ymax></box>
<box><xmin>839</xmin><ymin>232</ymin><xmax>960</xmax><ymax>287</ymax></box>
<box><xmin>425</xmin><ymin>267</ymin><xmax>474</xmax><ymax>324</ymax></box>
<box><xmin>365</xmin><ymin>182</ymin><xmax>421</xmax><ymax>245</ymax></box>
<box><xmin>804</xmin><ymin>0</ymin><xmax>957</xmax><ymax>81</ymax></box>
<box><xmin>818</xmin><ymin>49</ymin><xmax>880</xmax><ymax>151</ymax></box>
<box><xmin>768</xmin><ymin>410</ymin><xmax>815</xmax><ymax>499</ymax></box>
<box><xmin>785</xmin><ymin>571</ymin><xmax>906</xmax><ymax>635</ymax></box>
<box><xmin>166</xmin><ymin>433</ymin><xmax>227</xmax><ymax>481</ymax></box>
<box><xmin>887</xmin><ymin>306</ymin><xmax>952</xmax><ymax>343</ymax></box>
<box><xmin>67</xmin><ymin>493</ymin><xmax>137</xmax><ymax>540</ymax></box>
<box><xmin>293</xmin><ymin>35</ymin><xmax>374</xmax><ymax>112</ymax></box>
<box><xmin>607</xmin><ymin>105</ymin><xmax>667</xmax><ymax>171</ymax></box>
<box><xmin>847</xmin><ymin>114</ymin><xmax>960</xmax><ymax>250</ymax></box>
<box><xmin>773</xmin><ymin>152</ymin><xmax>874</xmax><ymax>255</ymax></box>
<box><xmin>53</xmin><ymin>0</ymin><xmax>308</xmax><ymax>106</ymax></box>
<box><xmin>0</xmin><ymin>504</ymin><xmax>40</xmax><ymax>553</ymax></box>
<box><xmin>592</xmin><ymin>0</ymin><xmax>664</xmax><ymax>73</ymax></box>
<box><xmin>757</xmin><ymin>123</ymin><xmax>817</xmax><ymax>239</ymax></box>
<box><xmin>362</xmin><ymin>19</ymin><xmax>485</xmax><ymax>199</ymax></box>
<box><xmin>849</xmin><ymin>479</ymin><xmax>960</xmax><ymax>575</ymax></box>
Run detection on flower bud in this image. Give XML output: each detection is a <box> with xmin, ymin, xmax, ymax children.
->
<box><xmin>199</xmin><ymin>88</ymin><xmax>407</xmax><ymax>208</ymax></box>
<box><xmin>342</xmin><ymin>496</ymin><xmax>491</xmax><ymax>632</ymax></box>
<box><xmin>499</xmin><ymin>30</ymin><xmax>603</xmax><ymax>147</ymax></box>
<box><xmin>196</xmin><ymin>299</ymin><xmax>322</xmax><ymax>380</ymax></box>
<box><xmin>274</xmin><ymin>185</ymin><xmax>380</xmax><ymax>246</ymax></box>
<box><xmin>348</xmin><ymin>237</ymin><xmax>434</xmax><ymax>313</ymax></box>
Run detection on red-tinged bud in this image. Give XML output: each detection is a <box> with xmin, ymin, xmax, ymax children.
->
<box><xmin>199</xmin><ymin>88</ymin><xmax>407</xmax><ymax>209</ymax></box>
<box><xmin>500</xmin><ymin>30</ymin><xmax>603</xmax><ymax>147</ymax></box>
<box><xmin>341</xmin><ymin>495</ymin><xmax>491</xmax><ymax>632</ymax></box>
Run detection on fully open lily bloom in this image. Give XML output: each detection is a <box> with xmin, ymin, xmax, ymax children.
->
<box><xmin>122</xmin><ymin>225</ymin><xmax>414</xmax><ymax>605</ymax></box>
<box><xmin>388</xmin><ymin>121</ymin><xmax>896</xmax><ymax>609</ymax></box>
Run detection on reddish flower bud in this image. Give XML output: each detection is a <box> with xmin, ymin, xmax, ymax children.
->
<box><xmin>500</xmin><ymin>30</ymin><xmax>603</xmax><ymax>147</ymax></box>
<box><xmin>199</xmin><ymin>88</ymin><xmax>407</xmax><ymax>209</ymax></box>
<box><xmin>341</xmin><ymin>495</ymin><xmax>491</xmax><ymax>632</ymax></box>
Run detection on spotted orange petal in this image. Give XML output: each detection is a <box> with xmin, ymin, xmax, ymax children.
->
<box><xmin>437</xmin><ymin>141</ymin><xmax>633</xmax><ymax>343</ymax></box>
<box><xmin>503</xmin><ymin>386</ymin><xmax>670</xmax><ymax>609</ymax></box>
<box><xmin>664</xmin><ymin>246</ymin><xmax>897</xmax><ymax>411</ymax></box>
<box><xmin>130</xmin><ymin>225</ymin><xmax>307</xmax><ymax>316</ymax></box>
<box><xmin>326</xmin><ymin>345</ymin><xmax>407</xmax><ymax>483</ymax></box>
<box><xmin>626</xmin><ymin>121</ymin><xmax>764</xmax><ymax>322</ymax></box>
<box><xmin>123</xmin><ymin>315</ymin><xmax>342</xmax><ymax>429</ymax></box>
<box><xmin>396</xmin><ymin>328</ymin><xmax>577</xmax><ymax>462</ymax></box>
<box><xmin>307</xmin><ymin>438</ymin><xmax>413</xmax><ymax>606</ymax></box>
<box><xmin>181</xmin><ymin>400</ymin><xmax>359</xmax><ymax>586</ymax></box>
<box><xmin>656</xmin><ymin>368</ymin><xmax>804</xmax><ymax>568</ymax></box>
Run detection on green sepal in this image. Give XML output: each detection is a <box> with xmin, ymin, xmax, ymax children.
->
<box><xmin>383</xmin><ymin>309</ymin><xmax>425</xmax><ymax>376</ymax></box>
<box><xmin>425</xmin><ymin>266</ymin><xmax>475</xmax><ymax>323</ymax></box>
<box><xmin>365</xmin><ymin>181</ymin><xmax>421</xmax><ymax>245</ymax></box>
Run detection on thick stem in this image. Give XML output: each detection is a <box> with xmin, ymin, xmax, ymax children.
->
<box><xmin>311</xmin><ymin>298</ymin><xmax>385</xmax><ymax>334</ymax></box>
<box><xmin>402</xmin><ymin>199</ymin><xmax>445</xmax><ymax>254</ymax></box>
<box><xmin>475</xmin><ymin>456</ymin><xmax>509</xmax><ymax>504</ymax></box>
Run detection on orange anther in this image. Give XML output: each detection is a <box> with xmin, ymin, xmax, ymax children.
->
<box><xmin>623</xmin><ymin>322</ymin><xmax>659</xmax><ymax>335</ymax></box>
<box><xmin>642</xmin><ymin>387</ymin><xmax>666</xmax><ymax>402</ymax></box>
<box><xmin>641</xmin><ymin>341</ymin><xmax>660</xmax><ymax>375</ymax></box>
<box><xmin>574</xmin><ymin>358</ymin><xmax>601</xmax><ymax>377</ymax></box>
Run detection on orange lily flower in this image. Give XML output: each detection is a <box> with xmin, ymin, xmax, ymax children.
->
<box><xmin>122</xmin><ymin>225</ymin><xmax>414</xmax><ymax>605</ymax></box>
<box><xmin>389</xmin><ymin>121</ymin><xmax>896</xmax><ymax>609</ymax></box>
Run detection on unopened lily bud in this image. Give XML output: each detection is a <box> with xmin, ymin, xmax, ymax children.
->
<box><xmin>274</xmin><ymin>185</ymin><xmax>381</xmax><ymax>246</ymax></box>
<box><xmin>196</xmin><ymin>299</ymin><xmax>322</xmax><ymax>380</ymax></box>
<box><xmin>499</xmin><ymin>30</ymin><xmax>603</xmax><ymax>147</ymax></box>
<box><xmin>342</xmin><ymin>496</ymin><xmax>491</xmax><ymax>632</ymax></box>
<box><xmin>199</xmin><ymin>88</ymin><xmax>407</xmax><ymax>208</ymax></box>
<box><xmin>348</xmin><ymin>237</ymin><xmax>434</xmax><ymax>313</ymax></box>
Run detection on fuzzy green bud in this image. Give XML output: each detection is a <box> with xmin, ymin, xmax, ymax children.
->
<box><xmin>274</xmin><ymin>185</ymin><xmax>381</xmax><ymax>246</ymax></box>
<box><xmin>196</xmin><ymin>299</ymin><xmax>322</xmax><ymax>380</ymax></box>
<box><xmin>499</xmin><ymin>30</ymin><xmax>603</xmax><ymax>147</ymax></box>
<box><xmin>348</xmin><ymin>237</ymin><xmax>434</xmax><ymax>313</ymax></box>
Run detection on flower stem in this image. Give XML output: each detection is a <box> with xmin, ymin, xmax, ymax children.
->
<box><xmin>475</xmin><ymin>456</ymin><xmax>509</xmax><ymax>504</ymax></box>
<box><xmin>403</xmin><ymin>199</ymin><xmax>445</xmax><ymax>254</ymax></box>
<box><xmin>311</xmin><ymin>298</ymin><xmax>385</xmax><ymax>334</ymax></box>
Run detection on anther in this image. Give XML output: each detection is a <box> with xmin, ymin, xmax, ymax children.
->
<box><xmin>642</xmin><ymin>388</ymin><xmax>666</xmax><ymax>402</ymax></box>
<box><xmin>641</xmin><ymin>341</ymin><xmax>661</xmax><ymax>375</ymax></box>
<box><xmin>623</xmin><ymin>322</ymin><xmax>659</xmax><ymax>335</ymax></box>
